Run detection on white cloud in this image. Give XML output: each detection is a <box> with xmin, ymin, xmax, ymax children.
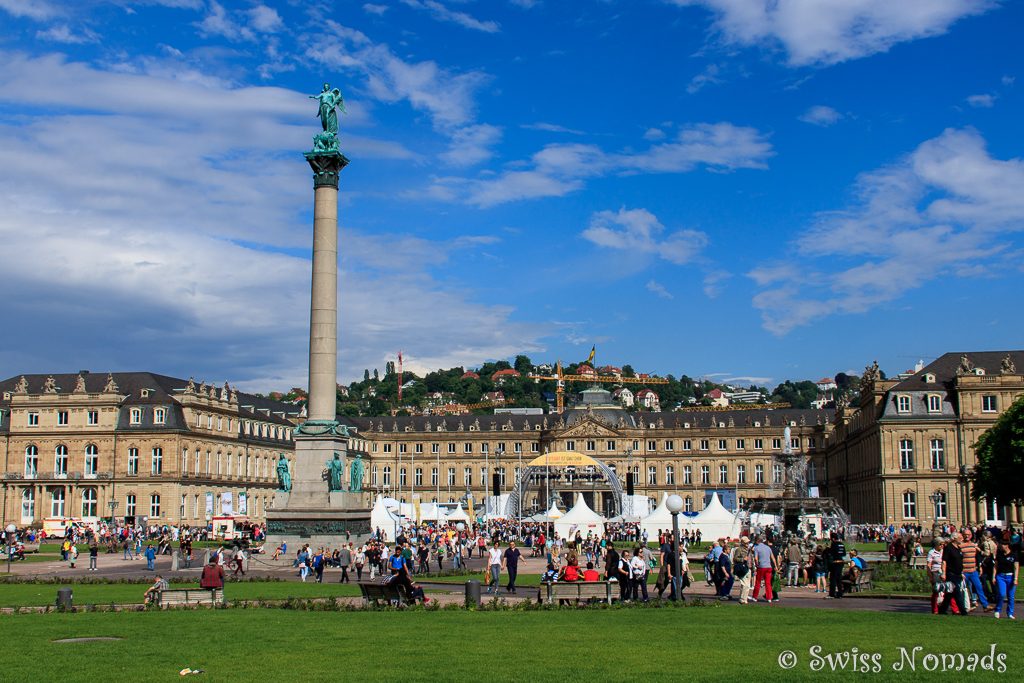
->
<box><xmin>0</xmin><ymin>53</ymin><xmax>538</xmax><ymax>387</ymax></box>
<box><xmin>673</xmin><ymin>0</ymin><xmax>995</xmax><ymax>66</ymax></box>
<box><xmin>401</xmin><ymin>0</ymin><xmax>500</xmax><ymax>33</ymax></box>
<box><xmin>440</xmin><ymin>124</ymin><xmax>502</xmax><ymax>166</ymax></box>
<box><xmin>646</xmin><ymin>280</ymin><xmax>674</xmax><ymax>299</ymax></box>
<box><xmin>702</xmin><ymin>271</ymin><xmax>730</xmax><ymax>298</ymax></box>
<box><xmin>1001</xmin><ymin>75</ymin><xmax>1015</xmax><ymax>86</ymax></box>
<box><xmin>0</xmin><ymin>0</ymin><xmax>59</xmax><ymax>20</ymax></box>
<box><xmin>35</xmin><ymin>24</ymin><xmax>99</xmax><ymax>44</ymax></box>
<box><xmin>966</xmin><ymin>93</ymin><xmax>996</xmax><ymax>108</ymax></box>
<box><xmin>248</xmin><ymin>5</ymin><xmax>283</xmax><ymax>33</ymax></box>
<box><xmin>749</xmin><ymin>128</ymin><xmax>1024</xmax><ymax>334</ymax></box>
<box><xmin>582</xmin><ymin>208</ymin><xmax>709</xmax><ymax>265</ymax></box>
<box><xmin>643</xmin><ymin>127</ymin><xmax>666</xmax><ymax>141</ymax></box>
<box><xmin>434</xmin><ymin>123</ymin><xmax>772</xmax><ymax>207</ymax></box>
<box><xmin>799</xmin><ymin>105</ymin><xmax>843</xmax><ymax>126</ymax></box>
<box><xmin>521</xmin><ymin>122</ymin><xmax>584</xmax><ymax>135</ymax></box>
<box><xmin>687</xmin><ymin>63</ymin><xmax>723</xmax><ymax>94</ymax></box>
<box><xmin>363</xmin><ymin>3</ymin><xmax>389</xmax><ymax>15</ymax></box>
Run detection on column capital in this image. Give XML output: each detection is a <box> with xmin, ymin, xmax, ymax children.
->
<box><xmin>304</xmin><ymin>150</ymin><xmax>349</xmax><ymax>190</ymax></box>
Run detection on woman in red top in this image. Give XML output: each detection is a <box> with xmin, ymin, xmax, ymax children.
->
<box><xmin>582</xmin><ymin>562</ymin><xmax>600</xmax><ymax>582</ymax></box>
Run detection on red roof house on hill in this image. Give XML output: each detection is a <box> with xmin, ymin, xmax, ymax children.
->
<box><xmin>491</xmin><ymin>369</ymin><xmax>521</xmax><ymax>384</ymax></box>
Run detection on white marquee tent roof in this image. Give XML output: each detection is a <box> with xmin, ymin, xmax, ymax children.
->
<box><xmin>553</xmin><ymin>493</ymin><xmax>605</xmax><ymax>539</ymax></box>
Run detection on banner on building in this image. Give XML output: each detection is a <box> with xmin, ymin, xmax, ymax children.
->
<box><xmin>205</xmin><ymin>492</ymin><xmax>214</xmax><ymax>518</ymax></box>
<box><xmin>221</xmin><ymin>491</ymin><xmax>233</xmax><ymax>515</ymax></box>
<box><xmin>239</xmin><ymin>492</ymin><xmax>248</xmax><ymax>515</ymax></box>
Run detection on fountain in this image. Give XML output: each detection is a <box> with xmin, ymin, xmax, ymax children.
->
<box><xmin>742</xmin><ymin>425</ymin><xmax>848</xmax><ymax>538</ymax></box>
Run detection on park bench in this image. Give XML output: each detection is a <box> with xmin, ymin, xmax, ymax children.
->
<box><xmin>842</xmin><ymin>567</ymin><xmax>874</xmax><ymax>593</ymax></box>
<box><xmin>358</xmin><ymin>581</ymin><xmax>413</xmax><ymax>607</ymax></box>
<box><xmin>537</xmin><ymin>581</ymin><xmax>617</xmax><ymax>605</ymax></box>
<box><xmin>158</xmin><ymin>588</ymin><xmax>225</xmax><ymax>607</ymax></box>
<box><xmin>908</xmin><ymin>555</ymin><xmax>925</xmax><ymax>569</ymax></box>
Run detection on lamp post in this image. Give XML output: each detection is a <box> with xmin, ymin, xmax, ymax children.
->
<box><xmin>928</xmin><ymin>492</ymin><xmax>942</xmax><ymax>539</ymax></box>
<box><xmin>108</xmin><ymin>500</ymin><xmax>119</xmax><ymax>527</ymax></box>
<box><xmin>666</xmin><ymin>494</ymin><xmax>684</xmax><ymax>600</ymax></box>
<box><xmin>5</xmin><ymin>523</ymin><xmax>16</xmax><ymax>575</ymax></box>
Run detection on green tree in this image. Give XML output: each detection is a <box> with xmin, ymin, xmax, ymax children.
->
<box><xmin>970</xmin><ymin>395</ymin><xmax>1024</xmax><ymax>506</ymax></box>
<box><xmin>514</xmin><ymin>355</ymin><xmax>534</xmax><ymax>374</ymax></box>
<box><xmin>363</xmin><ymin>369</ymin><xmax>370</xmax><ymax>382</ymax></box>
<box><xmin>621</xmin><ymin>364</ymin><xmax>635</xmax><ymax>378</ymax></box>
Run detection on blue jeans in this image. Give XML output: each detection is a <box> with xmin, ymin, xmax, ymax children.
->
<box><xmin>995</xmin><ymin>574</ymin><xmax>1016</xmax><ymax>617</ymax></box>
<box><xmin>964</xmin><ymin>570</ymin><xmax>989</xmax><ymax>608</ymax></box>
<box><xmin>147</xmin><ymin>558</ymin><xmax>155</xmax><ymax>570</ymax></box>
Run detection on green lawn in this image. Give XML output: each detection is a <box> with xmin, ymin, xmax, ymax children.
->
<box><xmin>2</xmin><ymin>606</ymin><xmax>1019</xmax><ymax>681</ymax></box>
<box><xmin>0</xmin><ymin>581</ymin><xmax>362</xmax><ymax>608</ymax></box>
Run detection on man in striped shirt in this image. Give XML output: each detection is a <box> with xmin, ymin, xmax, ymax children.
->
<box><xmin>961</xmin><ymin>529</ymin><xmax>994</xmax><ymax>612</ymax></box>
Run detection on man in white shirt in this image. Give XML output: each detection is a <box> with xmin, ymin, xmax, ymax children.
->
<box><xmin>486</xmin><ymin>542</ymin><xmax>503</xmax><ymax>594</ymax></box>
<box><xmin>630</xmin><ymin>550</ymin><xmax>649</xmax><ymax>602</ymax></box>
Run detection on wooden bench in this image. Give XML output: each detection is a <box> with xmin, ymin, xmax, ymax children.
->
<box><xmin>537</xmin><ymin>581</ymin><xmax>617</xmax><ymax>605</ymax></box>
<box><xmin>842</xmin><ymin>567</ymin><xmax>874</xmax><ymax>593</ymax></box>
<box><xmin>358</xmin><ymin>581</ymin><xmax>413</xmax><ymax>607</ymax></box>
<box><xmin>158</xmin><ymin>588</ymin><xmax>224</xmax><ymax>607</ymax></box>
<box><xmin>908</xmin><ymin>555</ymin><xmax>925</xmax><ymax>569</ymax></box>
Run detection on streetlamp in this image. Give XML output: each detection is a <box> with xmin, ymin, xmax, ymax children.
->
<box><xmin>5</xmin><ymin>523</ymin><xmax>16</xmax><ymax>575</ymax></box>
<box><xmin>928</xmin><ymin>492</ymin><xmax>942</xmax><ymax>539</ymax></box>
<box><xmin>666</xmin><ymin>494</ymin><xmax>684</xmax><ymax>600</ymax></box>
<box><xmin>108</xmin><ymin>500</ymin><xmax>119</xmax><ymax>526</ymax></box>
<box><xmin>495</xmin><ymin>443</ymin><xmax>505</xmax><ymax>521</ymax></box>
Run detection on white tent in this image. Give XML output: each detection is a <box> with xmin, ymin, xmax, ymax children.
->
<box><xmin>371</xmin><ymin>495</ymin><xmax>402</xmax><ymax>541</ymax></box>
<box><xmin>418</xmin><ymin>502</ymin><xmax>448</xmax><ymax>523</ymax></box>
<box><xmin>553</xmin><ymin>493</ymin><xmax>605</xmax><ymax>539</ymax></box>
<box><xmin>446</xmin><ymin>503</ymin><xmax>470</xmax><ymax>523</ymax></box>
<box><xmin>545</xmin><ymin>501</ymin><xmax>564</xmax><ymax>520</ymax></box>
<box><xmin>639</xmin><ymin>493</ymin><xmax>676</xmax><ymax>539</ymax></box>
<box><xmin>684</xmin><ymin>492</ymin><xmax>742</xmax><ymax>540</ymax></box>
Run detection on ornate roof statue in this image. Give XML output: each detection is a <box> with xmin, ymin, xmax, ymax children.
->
<box><xmin>542</xmin><ymin>417</ymin><xmax>549</xmax><ymax>430</ymax></box>
<box><xmin>43</xmin><ymin>376</ymin><xmax>58</xmax><ymax>393</ymax></box>
<box><xmin>800</xmin><ymin>414</ymin><xmax>806</xmax><ymax>426</ymax></box>
<box><xmin>185</xmin><ymin>377</ymin><xmax>196</xmax><ymax>394</ymax></box>
<box><xmin>727</xmin><ymin>416</ymin><xmax>734</xmax><ymax>428</ymax></box>
<box><xmin>198</xmin><ymin>380</ymin><xmax>208</xmax><ymax>395</ymax></box>
<box><xmin>309</xmin><ymin>83</ymin><xmax>345</xmax><ymax>153</ymax></box>
<box><xmin>1000</xmin><ymin>354</ymin><xmax>1016</xmax><ymax>375</ymax></box>
<box><xmin>208</xmin><ymin>384</ymin><xmax>217</xmax><ymax>399</ymax></box>
<box><xmin>229</xmin><ymin>390</ymin><xmax>238</xmax><ymax>404</ymax></box>
<box><xmin>956</xmin><ymin>354</ymin><xmax>974</xmax><ymax>376</ymax></box>
<box><xmin>473</xmin><ymin>418</ymin><xmax>480</xmax><ymax>431</ymax></box>
<box><xmin>221</xmin><ymin>382</ymin><xmax>230</xmax><ymax>401</ymax></box>
<box><xmin>457</xmin><ymin>420</ymin><xmax>465</xmax><ymax>432</ymax></box>
<box><xmin>14</xmin><ymin>375</ymin><xmax>28</xmax><ymax>393</ymax></box>
<box><xmin>103</xmin><ymin>373</ymin><xmax>119</xmax><ymax>393</ymax></box>
<box><xmin>73</xmin><ymin>374</ymin><xmax>87</xmax><ymax>394</ymax></box>
<box><xmin>424</xmin><ymin>419</ymin><xmax>431</xmax><ymax>432</ymax></box>
<box><xmin>859</xmin><ymin>359</ymin><xmax>881</xmax><ymax>391</ymax></box>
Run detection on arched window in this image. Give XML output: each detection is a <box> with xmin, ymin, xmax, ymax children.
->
<box><xmin>54</xmin><ymin>445</ymin><xmax>68</xmax><ymax>476</ymax></box>
<box><xmin>934</xmin><ymin>490</ymin><xmax>948</xmax><ymax>519</ymax></box>
<box><xmin>126</xmin><ymin>493</ymin><xmax>137</xmax><ymax>517</ymax></box>
<box><xmin>150</xmin><ymin>493</ymin><xmax>161</xmax><ymax>518</ymax></box>
<box><xmin>151</xmin><ymin>447</ymin><xmax>163</xmax><ymax>475</ymax></box>
<box><xmin>24</xmin><ymin>445</ymin><xmax>38</xmax><ymax>477</ymax></box>
<box><xmin>21</xmin><ymin>488</ymin><xmax>35</xmax><ymax>521</ymax></box>
<box><xmin>50</xmin><ymin>487</ymin><xmax>65</xmax><ymax>517</ymax></box>
<box><xmin>84</xmin><ymin>444</ymin><xmax>99</xmax><ymax>476</ymax></box>
<box><xmin>382</xmin><ymin>466</ymin><xmax>392</xmax><ymax>486</ymax></box>
<box><xmin>902</xmin><ymin>491</ymin><xmax>916</xmax><ymax>519</ymax></box>
<box><xmin>719</xmin><ymin>464</ymin><xmax>728</xmax><ymax>484</ymax></box>
<box><xmin>899</xmin><ymin>439</ymin><xmax>914</xmax><ymax>470</ymax></box>
<box><xmin>81</xmin><ymin>487</ymin><xmax>98</xmax><ymax>517</ymax></box>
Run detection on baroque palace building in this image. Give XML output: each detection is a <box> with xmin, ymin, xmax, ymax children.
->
<box><xmin>0</xmin><ymin>372</ymin><xmax>300</xmax><ymax>527</ymax></box>
<box><xmin>339</xmin><ymin>387</ymin><xmax>832</xmax><ymax>518</ymax></box>
<box><xmin>823</xmin><ymin>351</ymin><xmax>1024</xmax><ymax>527</ymax></box>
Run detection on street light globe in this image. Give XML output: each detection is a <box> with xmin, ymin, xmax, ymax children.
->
<box><xmin>666</xmin><ymin>494</ymin><xmax>684</xmax><ymax>514</ymax></box>
<box><xmin>456</xmin><ymin>522</ymin><xmax>465</xmax><ymax>531</ymax></box>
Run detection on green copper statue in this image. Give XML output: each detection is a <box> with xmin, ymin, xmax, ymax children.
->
<box><xmin>326</xmin><ymin>452</ymin><xmax>344</xmax><ymax>492</ymax></box>
<box><xmin>275</xmin><ymin>454</ymin><xmax>292</xmax><ymax>492</ymax></box>
<box><xmin>349</xmin><ymin>454</ymin><xmax>364</xmax><ymax>493</ymax></box>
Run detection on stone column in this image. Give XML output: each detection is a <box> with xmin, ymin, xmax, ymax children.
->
<box><xmin>304</xmin><ymin>151</ymin><xmax>349</xmax><ymax>422</ymax></box>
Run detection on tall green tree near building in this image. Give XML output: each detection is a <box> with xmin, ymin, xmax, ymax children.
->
<box><xmin>970</xmin><ymin>395</ymin><xmax>1024</xmax><ymax>506</ymax></box>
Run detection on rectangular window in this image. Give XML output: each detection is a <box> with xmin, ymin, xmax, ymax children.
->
<box><xmin>127</xmin><ymin>448</ymin><xmax>139</xmax><ymax>476</ymax></box>
<box><xmin>647</xmin><ymin>465</ymin><xmax>657</xmax><ymax>485</ymax></box>
<box><xmin>790</xmin><ymin>438</ymin><xmax>800</xmax><ymax>450</ymax></box>
<box><xmin>719</xmin><ymin>464</ymin><xmax>728</xmax><ymax>484</ymax></box>
<box><xmin>399</xmin><ymin>468</ymin><xmax>407</xmax><ymax>487</ymax></box>
<box><xmin>699</xmin><ymin>439</ymin><xmax>709</xmax><ymax>451</ymax></box>
<box><xmin>902</xmin><ymin>491</ymin><xmax>916</xmax><ymax>519</ymax></box>
<box><xmin>682</xmin><ymin>440</ymin><xmax>692</xmax><ymax>451</ymax></box>
<box><xmin>150</xmin><ymin>494</ymin><xmax>161</xmax><ymax>518</ymax></box>
<box><xmin>57</xmin><ymin>411</ymin><xmax>69</xmax><ymax>426</ymax></box>
<box><xmin>773</xmin><ymin>464</ymin><xmax>783</xmax><ymax>484</ymax></box>
<box><xmin>808</xmin><ymin>462</ymin><xmax>818</xmax><ymax>484</ymax></box>
<box><xmin>481</xmin><ymin>443</ymin><xmax>489</xmax><ymax>454</ymax></box>
<box><xmin>399</xmin><ymin>443</ymin><xmax>407</xmax><ymax>454</ymax></box>
<box><xmin>664</xmin><ymin>440</ymin><xmax>674</xmax><ymax>451</ymax></box>
<box><xmin>87</xmin><ymin>410</ymin><xmax>99</xmax><ymax>425</ymax></box>
<box><xmin>383</xmin><ymin>444</ymin><xmax>392</xmax><ymax>453</ymax></box>
<box><xmin>897</xmin><ymin>395</ymin><xmax>911</xmax><ymax>413</ymax></box>
<box><xmin>807</xmin><ymin>437</ymin><xmax>816</xmax><ymax>449</ymax></box>
<box><xmin>632</xmin><ymin>440</ymin><xmax>640</xmax><ymax>451</ymax></box>
<box><xmin>934</xmin><ymin>491</ymin><xmax>947</xmax><ymax>519</ymax></box>
<box><xmin>665</xmin><ymin>465</ymin><xmax>675</xmax><ymax>485</ymax></box>
<box><xmin>152</xmin><ymin>447</ymin><xmax>163</xmax><ymax>475</ymax></box>
<box><xmin>736</xmin><ymin>439</ymin><xmax>745</xmax><ymax>450</ymax></box>
<box><xmin>927</xmin><ymin>395</ymin><xmax>941</xmax><ymax>413</ymax></box>
<box><xmin>447</xmin><ymin>468</ymin><xmax>456</xmax><ymax>486</ymax></box>
<box><xmin>531</xmin><ymin>443</ymin><xmax>540</xmax><ymax>453</ymax></box>
<box><xmin>431</xmin><ymin>468</ymin><xmax>438</xmax><ymax>486</ymax></box>
<box><xmin>718</xmin><ymin>439</ymin><xmax>727</xmax><ymax>451</ymax></box>
<box><xmin>982</xmin><ymin>395</ymin><xmax>997</xmax><ymax>412</ymax></box>
<box><xmin>566</xmin><ymin>440</ymin><xmax>575</xmax><ymax>451</ymax></box>
<box><xmin>514</xmin><ymin>442</ymin><xmax>523</xmax><ymax>453</ymax></box>
<box><xmin>772</xmin><ymin>438</ymin><xmax>782</xmax><ymax>450</ymax></box>
<box><xmin>415</xmin><ymin>443</ymin><xmax>423</xmax><ymax>454</ymax></box>
<box><xmin>464</xmin><ymin>467</ymin><xmax>472</xmax><ymax>486</ymax></box>
<box><xmin>28</xmin><ymin>412</ymin><xmax>39</xmax><ymax>426</ymax></box>
<box><xmin>929</xmin><ymin>439</ymin><xmax>945</xmax><ymax>470</ymax></box>
<box><xmin>755</xmin><ymin>464</ymin><xmax>764</xmax><ymax>483</ymax></box>
<box><xmin>754</xmin><ymin>438</ymin><xmax>763</xmax><ymax>450</ymax></box>
<box><xmin>464</xmin><ymin>443</ymin><xmax>473</xmax><ymax>454</ymax></box>
<box><xmin>700</xmin><ymin>465</ymin><xmax>710</xmax><ymax>485</ymax></box>
<box><xmin>126</xmin><ymin>494</ymin><xmax>136</xmax><ymax>517</ymax></box>
<box><xmin>448</xmin><ymin>443</ymin><xmax>456</xmax><ymax>454</ymax></box>
<box><xmin>415</xmin><ymin>468</ymin><xmax>423</xmax><ymax>486</ymax></box>
<box><xmin>216</xmin><ymin>417</ymin><xmax>222</xmax><ymax>431</ymax></box>
<box><xmin>431</xmin><ymin>443</ymin><xmax>439</xmax><ymax>454</ymax></box>
<box><xmin>606</xmin><ymin>440</ymin><xmax>616</xmax><ymax>451</ymax></box>
<box><xmin>737</xmin><ymin>464</ymin><xmax>746</xmax><ymax>484</ymax></box>
<box><xmin>684</xmin><ymin>466</ymin><xmax>692</xmax><ymax>484</ymax></box>
<box><xmin>899</xmin><ymin>439</ymin><xmax>914</xmax><ymax>470</ymax></box>
<box><xmin>180</xmin><ymin>495</ymin><xmax>186</xmax><ymax>518</ymax></box>
<box><xmin>586</xmin><ymin>440</ymin><xmax>596</xmax><ymax>452</ymax></box>
<box><xmin>130</xmin><ymin>408</ymin><xmax>142</xmax><ymax>424</ymax></box>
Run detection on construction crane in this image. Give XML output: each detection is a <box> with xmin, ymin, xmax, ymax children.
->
<box><xmin>527</xmin><ymin>360</ymin><xmax>668</xmax><ymax>413</ymax></box>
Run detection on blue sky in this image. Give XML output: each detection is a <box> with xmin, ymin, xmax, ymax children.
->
<box><xmin>0</xmin><ymin>0</ymin><xmax>1021</xmax><ymax>391</ymax></box>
